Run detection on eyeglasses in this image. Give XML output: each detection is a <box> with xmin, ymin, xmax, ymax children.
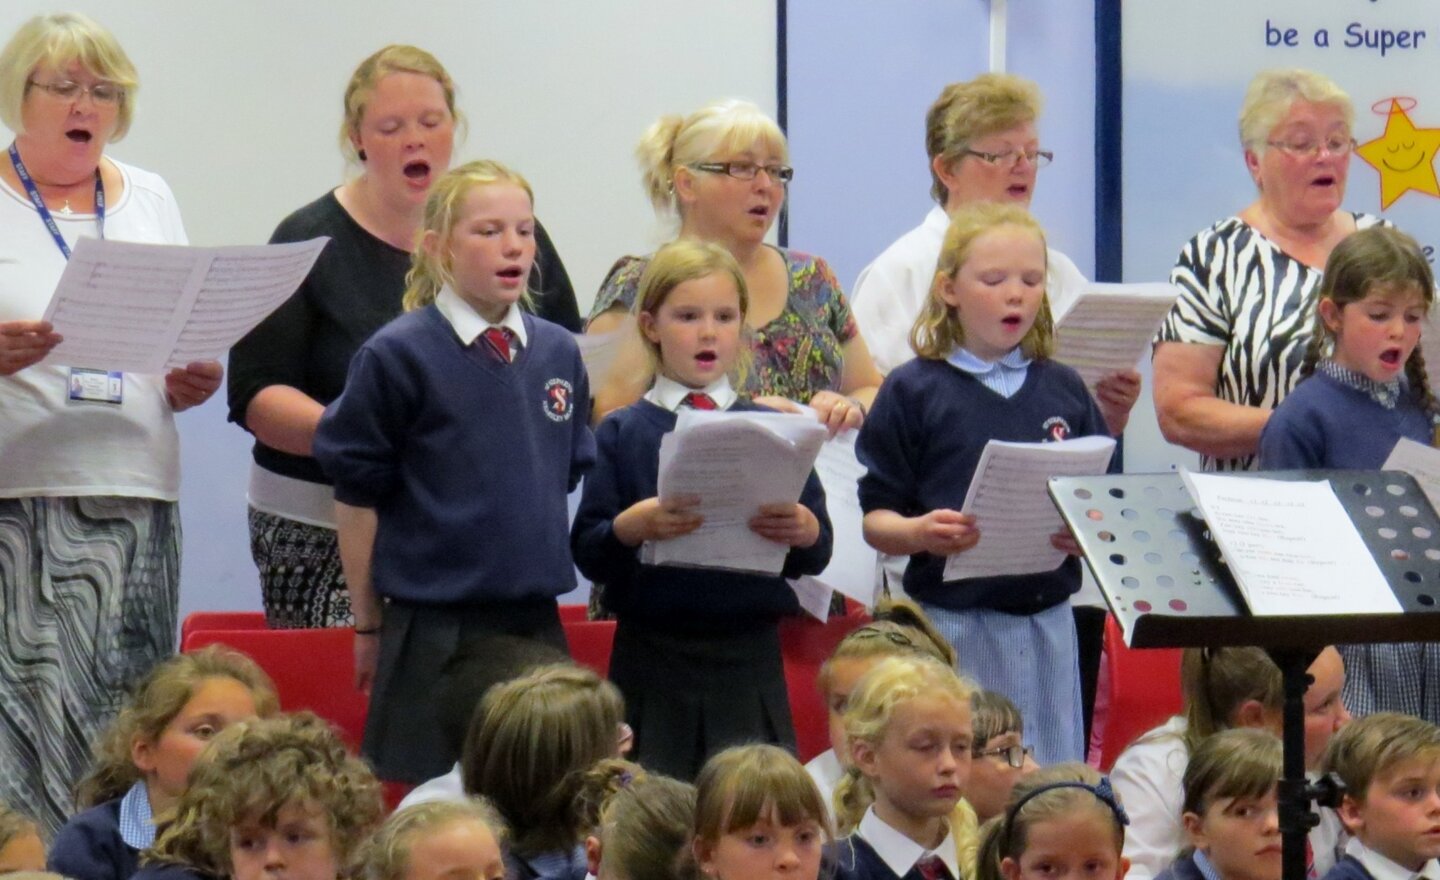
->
<box><xmin>28</xmin><ymin>79</ymin><xmax>125</xmax><ymax>105</ymax></box>
<box><xmin>973</xmin><ymin>743</ymin><xmax>1035</xmax><ymax>768</ymax></box>
<box><xmin>1265</xmin><ymin>135</ymin><xmax>1356</xmax><ymax>159</ymax></box>
<box><xmin>691</xmin><ymin>161</ymin><xmax>795</xmax><ymax>183</ymax></box>
<box><xmin>964</xmin><ymin>148</ymin><xmax>1053</xmax><ymax>168</ymax></box>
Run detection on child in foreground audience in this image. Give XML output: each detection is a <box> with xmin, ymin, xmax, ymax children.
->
<box><xmin>1162</xmin><ymin>728</ymin><xmax>1282</xmax><ymax>880</ymax></box>
<box><xmin>831</xmin><ymin>656</ymin><xmax>977</xmax><ymax>880</ymax></box>
<box><xmin>575</xmin><ymin>759</ymin><xmax>697</xmax><ymax>880</ymax></box>
<box><xmin>356</xmin><ymin>799</ymin><xmax>509</xmax><ymax>880</ymax></box>
<box><xmin>1113</xmin><ymin>646</ymin><xmax>1348</xmax><ymax>880</ymax></box>
<box><xmin>0</xmin><ymin>804</ymin><xmax>44</xmax><ymax>873</ymax></box>
<box><xmin>1320</xmin><ymin>713</ymin><xmax>1440</xmax><ymax>880</ymax></box>
<box><xmin>462</xmin><ymin>664</ymin><xmax>625</xmax><ymax>880</ymax></box>
<box><xmin>976</xmin><ymin>763</ymin><xmax>1129</xmax><ymax>880</ymax></box>
<box><xmin>691</xmin><ymin>745</ymin><xmax>831</xmax><ymax>880</ymax></box>
<box><xmin>809</xmin><ymin>598</ymin><xmax>957</xmax><ymax>817</ymax></box>
<box><xmin>134</xmin><ymin>713</ymin><xmax>382</xmax><ymax>880</ymax></box>
<box><xmin>968</xmin><ymin>690</ymin><xmax>1037</xmax><ymax>825</ymax></box>
<box><xmin>50</xmin><ymin>647</ymin><xmax>278</xmax><ymax>880</ymax></box>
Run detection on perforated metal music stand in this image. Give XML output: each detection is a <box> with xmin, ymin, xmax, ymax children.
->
<box><xmin>1050</xmin><ymin>470</ymin><xmax>1440</xmax><ymax>880</ymax></box>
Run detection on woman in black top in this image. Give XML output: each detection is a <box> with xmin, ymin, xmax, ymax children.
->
<box><xmin>228</xmin><ymin>45</ymin><xmax>579</xmax><ymax>628</ymax></box>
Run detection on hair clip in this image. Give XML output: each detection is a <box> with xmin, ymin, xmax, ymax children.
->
<box><xmin>1006</xmin><ymin>777</ymin><xmax>1130</xmax><ymax>830</ymax></box>
<box><xmin>618</xmin><ymin>770</ymin><xmax>634</xmax><ymax>788</ymax></box>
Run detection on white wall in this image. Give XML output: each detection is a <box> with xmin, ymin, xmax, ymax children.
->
<box><xmin>0</xmin><ymin>1</ymin><xmax>777</xmax><ymax>617</ymax></box>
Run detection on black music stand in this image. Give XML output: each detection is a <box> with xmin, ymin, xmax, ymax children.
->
<box><xmin>1049</xmin><ymin>469</ymin><xmax>1440</xmax><ymax>880</ymax></box>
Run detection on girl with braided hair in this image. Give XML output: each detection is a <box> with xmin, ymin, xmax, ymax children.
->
<box><xmin>1260</xmin><ymin>223</ymin><xmax>1440</xmax><ymax>722</ymax></box>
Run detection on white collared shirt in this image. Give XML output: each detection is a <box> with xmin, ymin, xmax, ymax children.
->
<box><xmin>946</xmin><ymin>346</ymin><xmax>1032</xmax><ymax>398</ymax></box>
<box><xmin>851</xmin><ymin>205</ymin><xmax>1086</xmax><ymax>375</ymax></box>
<box><xmin>1346</xmin><ymin>836</ymin><xmax>1440</xmax><ymax>880</ymax></box>
<box><xmin>435</xmin><ymin>286</ymin><xmax>528</xmax><ymax>352</ymax></box>
<box><xmin>644</xmin><ymin>374</ymin><xmax>738</xmax><ymax>412</ymax></box>
<box><xmin>857</xmin><ymin>806</ymin><xmax>960</xmax><ymax>880</ymax></box>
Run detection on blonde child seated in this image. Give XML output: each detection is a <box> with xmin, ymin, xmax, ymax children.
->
<box><xmin>1159</xmin><ymin>728</ymin><xmax>1282</xmax><ymax>880</ymax></box>
<box><xmin>50</xmin><ymin>647</ymin><xmax>278</xmax><ymax>880</ymax></box>
<box><xmin>831</xmin><ymin>656</ymin><xmax>977</xmax><ymax>880</ymax></box>
<box><xmin>976</xmin><ymin>763</ymin><xmax>1129</xmax><ymax>880</ymax></box>
<box><xmin>1319</xmin><ymin>713</ymin><xmax>1440</xmax><ymax>880</ymax></box>
<box><xmin>809</xmin><ymin>599</ymin><xmax>957</xmax><ymax>817</ymax></box>
<box><xmin>968</xmin><ymin>691</ymin><xmax>1037</xmax><ymax>825</ymax></box>
<box><xmin>462</xmin><ymin>664</ymin><xmax>625</xmax><ymax>880</ymax></box>
<box><xmin>691</xmin><ymin>744</ymin><xmax>831</xmax><ymax>880</ymax></box>
<box><xmin>574</xmin><ymin>759</ymin><xmax>697</xmax><ymax>880</ymax></box>
<box><xmin>134</xmin><ymin>713</ymin><xmax>382</xmax><ymax>880</ymax></box>
<box><xmin>1113</xmin><ymin>646</ymin><xmax>1348</xmax><ymax>880</ymax></box>
<box><xmin>356</xmin><ymin>799</ymin><xmax>509</xmax><ymax>880</ymax></box>
<box><xmin>0</xmin><ymin>804</ymin><xmax>44</xmax><ymax>873</ymax></box>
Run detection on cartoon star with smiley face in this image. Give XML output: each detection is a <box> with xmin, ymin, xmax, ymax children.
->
<box><xmin>1356</xmin><ymin>97</ymin><xmax>1440</xmax><ymax>208</ymax></box>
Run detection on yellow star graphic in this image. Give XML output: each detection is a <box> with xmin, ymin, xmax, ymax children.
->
<box><xmin>1356</xmin><ymin>99</ymin><xmax>1440</xmax><ymax>209</ymax></box>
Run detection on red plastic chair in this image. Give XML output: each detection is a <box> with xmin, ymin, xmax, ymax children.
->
<box><xmin>564</xmin><ymin>619</ymin><xmax>617</xmax><ymax>678</ymax></box>
<box><xmin>780</xmin><ymin>606</ymin><xmax>870</xmax><ymax>763</ymax></box>
<box><xmin>182</xmin><ymin>627</ymin><xmax>369</xmax><ymax>753</ymax></box>
<box><xmin>1095</xmin><ymin>615</ymin><xmax>1184</xmax><ymax>771</ymax></box>
<box><xmin>179</xmin><ymin>611</ymin><xmax>267</xmax><ymax>643</ymax></box>
<box><xmin>558</xmin><ymin>604</ymin><xmax>588</xmax><ymax>624</ymax></box>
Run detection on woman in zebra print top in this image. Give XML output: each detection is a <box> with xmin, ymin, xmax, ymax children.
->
<box><xmin>1153</xmin><ymin>69</ymin><xmax>1381</xmax><ymax>472</ymax></box>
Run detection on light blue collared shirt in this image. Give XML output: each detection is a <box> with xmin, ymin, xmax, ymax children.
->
<box><xmin>946</xmin><ymin>346</ymin><xmax>1031</xmax><ymax>398</ymax></box>
<box><xmin>118</xmin><ymin>780</ymin><xmax>156</xmax><ymax>850</ymax></box>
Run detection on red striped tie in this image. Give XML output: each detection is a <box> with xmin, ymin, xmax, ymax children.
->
<box><xmin>916</xmin><ymin>855</ymin><xmax>951</xmax><ymax>880</ymax></box>
<box><xmin>481</xmin><ymin>327</ymin><xmax>514</xmax><ymax>364</ymax></box>
<box><xmin>683</xmin><ymin>392</ymin><xmax>717</xmax><ymax>410</ymax></box>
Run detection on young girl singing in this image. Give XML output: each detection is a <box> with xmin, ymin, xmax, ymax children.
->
<box><xmin>857</xmin><ymin>201</ymin><xmax>1109</xmax><ymax>765</ymax></box>
<box><xmin>571</xmin><ymin>238</ymin><xmax>833</xmax><ymax>780</ymax></box>
<box><xmin>50</xmin><ymin>647</ymin><xmax>278</xmax><ymax>880</ymax></box>
<box><xmin>1260</xmin><ymin>225</ymin><xmax>1440</xmax><ymax>723</ymax></box>
<box><xmin>831</xmin><ymin>656</ymin><xmax>978</xmax><ymax>880</ymax></box>
<box><xmin>314</xmin><ymin>160</ymin><xmax>595</xmax><ymax>783</ymax></box>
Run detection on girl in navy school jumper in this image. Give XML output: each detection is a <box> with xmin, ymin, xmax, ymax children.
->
<box><xmin>1161</xmin><ymin>728</ymin><xmax>1283</xmax><ymax>880</ymax></box>
<box><xmin>975</xmin><ymin>764</ymin><xmax>1129</xmax><ymax>880</ymax></box>
<box><xmin>1258</xmin><ymin>226</ymin><xmax>1440</xmax><ymax>725</ymax></box>
<box><xmin>856</xmin><ymin>202</ymin><xmax>1109</xmax><ymax>767</ymax></box>
<box><xmin>828</xmin><ymin>656</ymin><xmax>978</xmax><ymax>880</ymax></box>
<box><xmin>571</xmin><ymin>239</ymin><xmax>833</xmax><ymax>781</ymax></box>
<box><xmin>692</xmin><ymin>745</ymin><xmax>832</xmax><ymax>880</ymax></box>
<box><xmin>313</xmin><ymin>160</ymin><xmax>595</xmax><ymax>783</ymax></box>
<box><xmin>49</xmin><ymin>647</ymin><xmax>278</xmax><ymax>880</ymax></box>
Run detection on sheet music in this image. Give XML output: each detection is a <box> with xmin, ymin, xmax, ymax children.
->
<box><xmin>944</xmin><ymin>435</ymin><xmax>1116</xmax><ymax>581</ymax></box>
<box><xmin>788</xmin><ymin>575</ymin><xmax>834</xmax><ymax>622</ymax></box>
<box><xmin>574</xmin><ymin>316</ymin><xmax>634</xmax><ymax>388</ymax></box>
<box><xmin>1181</xmin><ymin>470</ymin><xmax>1401</xmax><ymax>616</ymax></box>
<box><xmin>1384</xmin><ymin>437</ymin><xmax>1440</xmax><ymax>515</ymax></box>
<box><xmin>1053</xmin><ymin>282</ymin><xmax>1179</xmax><ymax>388</ymax></box>
<box><xmin>644</xmin><ymin>412</ymin><xmax>827</xmax><ymax>575</ymax></box>
<box><xmin>41</xmin><ymin>237</ymin><xmax>327</xmax><ymax>373</ymax></box>
<box><xmin>812</xmin><ymin>432</ymin><xmax>879</xmax><ymax>608</ymax></box>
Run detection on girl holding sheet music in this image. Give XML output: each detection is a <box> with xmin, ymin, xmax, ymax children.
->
<box><xmin>1259</xmin><ymin>225</ymin><xmax>1440</xmax><ymax>723</ymax></box>
<box><xmin>571</xmin><ymin>238</ymin><xmax>833</xmax><ymax>781</ymax></box>
<box><xmin>312</xmin><ymin>161</ymin><xmax>594</xmax><ymax>783</ymax></box>
<box><xmin>856</xmin><ymin>202</ymin><xmax>1111</xmax><ymax>765</ymax></box>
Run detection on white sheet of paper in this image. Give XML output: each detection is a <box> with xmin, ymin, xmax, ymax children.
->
<box><xmin>1181</xmin><ymin>471</ymin><xmax>1401</xmax><ymax>616</ymax></box>
<box><xmin>1053</xmin><ymin>282</ymin><xmax>1180</xmax><ymax>388</ymax></box>
<box><xmin>41</xmin><ymin>236</ymin><xmax>327</xmax><ymax>373</ymax></box>
<box><xmin>788</xmin><ymin>575</ymin><xmax>834</xmax><ymax>622</ymax></box>
<box><xmin>944</xmin><ymin>435</ymin><xmax>1117</xmax><ymax>581</ymax></box>
<box><xmin>812</xmin><ymin>432</ymin><xmax>879</xmax><ymax>609</ymax></box>
<box><xmin>643</xmin><ymin>412</ymin><xmax>827</xmax><ymax>575</ymax></box>
<box><xmin>1384</xmin><ymin>437</ymin><xmax>1440</xmax><ymax>515</ymax></box>
<box><xmin>574</xmin><ymin>316</ymin><xmax>634</xmax><ymax>388</ymax></box>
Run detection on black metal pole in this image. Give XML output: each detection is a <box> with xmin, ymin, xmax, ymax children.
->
<box><xmin>1270</xmin><ymin>649</ymin><xmax>1320</xmax><ymax>880</ymax></box>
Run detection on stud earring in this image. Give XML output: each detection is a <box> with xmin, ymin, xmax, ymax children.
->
<box><xmin>358</xmin><ymin>149</ymin><xmax>367</xmax><ymax>162</ymax></box>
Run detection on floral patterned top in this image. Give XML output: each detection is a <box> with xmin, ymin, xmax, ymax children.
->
<box><xmin>588</xmin><ymin>247</ymin><xmax>858</xmax><ymax>401</ymax></box>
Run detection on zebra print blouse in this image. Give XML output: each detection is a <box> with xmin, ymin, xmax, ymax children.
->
<box><xmin>1155</xmin><ymin>212</ymin><xmax>1385</xmax><ymax>472</ymax></box>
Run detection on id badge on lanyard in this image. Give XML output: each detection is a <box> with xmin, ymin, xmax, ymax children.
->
<box><xmin>9</xmin><ymin>142</ymin><xmax>117</xmax><ymax>403</ymax></box>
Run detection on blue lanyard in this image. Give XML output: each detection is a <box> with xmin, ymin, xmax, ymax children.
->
<box><xmin>8</xmin><ymin>141</ymin><xmax>105</xmax><ymax>260</ymax></box>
